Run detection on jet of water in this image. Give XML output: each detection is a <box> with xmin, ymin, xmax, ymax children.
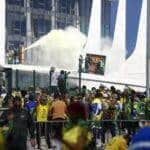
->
<box><xmin>24</xmin><ymin>27</ymin><xmax>86</xmax><ymax>71</ymax></box>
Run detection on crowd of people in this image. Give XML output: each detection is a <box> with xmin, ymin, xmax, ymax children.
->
<box><xmin>0</xmin><ymin>82</ymin><xmax>150</xmax><ymax>150</ymax></box>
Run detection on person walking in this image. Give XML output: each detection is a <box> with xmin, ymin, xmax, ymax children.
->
<box><xmin>101</xmin><ymin>98</ymin><xmax>116</xmax><ymax>144</ymax></box>
<box><xmin>6</xmin><ymin>96</ymin><xmax>35</xmax><ymax>150</ymax></box>
<box><xmin>50</xmin><ymin>93</ymin><xmax>67</xmax><ymax>139</ymax></box>
<box><xmin>36</xmin><ymin>95</ymin><xmax>52</xmax><ymax>149</ymax></box>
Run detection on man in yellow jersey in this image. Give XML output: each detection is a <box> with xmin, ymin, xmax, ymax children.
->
<box><xmin>36</xmin><ymin>95</ymin><xmax>52</xmax><ymax>149</ymax></box>
<box><xmin>105</xmin><ymin>134</ymin><xmax>130</xmax><ymax>150</ymax></box>
<box><xmin>90</xmin><ymin>91</ymin><xmax>103</xmax><ymax>144</ymax></box>
<box><xmin>91</xmin><ymin>91</ymin><xmax>103</xmax><ymax>121</ymax></box>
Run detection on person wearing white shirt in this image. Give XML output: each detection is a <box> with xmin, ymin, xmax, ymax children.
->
<box><xmin>50</xmin><ymin>67</ymin><xmax>59</xmax><ymax>94</ymax></box>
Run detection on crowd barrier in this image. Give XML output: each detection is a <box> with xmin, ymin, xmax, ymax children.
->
<box><xmin>33</xmin><ymin>120</ymin><xmax>150</xmax><ymax>149</ymax></box>
<box><xmin>0</xmin><ymin>106</ymin><xmax>149</xmax><ymax>149</ymax></box>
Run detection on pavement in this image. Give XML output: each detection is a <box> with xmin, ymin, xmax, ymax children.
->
<box><xmin>27</xmin><ymin>131</ymin><xmax>114</xmax><ymax>150</ymax></box>
<box><xmin>27</xmin><ymin>138</ymin><xmax>62</xmax><ymax>150</ymax></box>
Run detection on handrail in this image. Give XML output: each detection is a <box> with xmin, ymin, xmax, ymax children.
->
<box><xmin>69</xmin><ymin>76</ymin><xmax>146</xmax><ymax>88</ymax></box>
<box><xmin>34</xmin><ymin>120</ymin><xmax>150</xmax><ymax>123</ymax></box>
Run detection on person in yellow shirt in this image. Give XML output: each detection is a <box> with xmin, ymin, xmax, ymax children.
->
<box><xmin>0</xmin><ymin>131</ymin><xmax>5</xmax><ymax>150</ymax></box>
<box><xmin>36</xmin><ymin>95</ymin><xmax>52</xmax><ymax>149</ymax></box>
<box><xmin>91</xmin><ymin>91</ymin><xmax>103</xmax><ymax>121</ymax></box>
<box><xmin>62</xmin><ymin>95</ymin><xmax>93</xmax><ymax>150</ymax></box>
<box><xmin>105</xmin><ymin>134</ymin><xmax>130</xmax><ymax>150</ymax></box>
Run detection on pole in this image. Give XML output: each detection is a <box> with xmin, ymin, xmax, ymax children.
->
<box><xmin>16</xmin><ymin>69</ymin><xmax>19</xmax><ymax>90</ymax></box>
<box><xmin>64</xmin><ymin>71</ymin><xmax>68</xmax><ymax>93</ymax></box>
<box><xmin>6</xmin><ymin>68</ymin><xmax>12</xmax><ymax>96</ymax></box>
<box><xmin>49</xmin><ymin>70</ymin><xmax>52</xmax><ymax>95</ymax></box>
<box><xmin>26</xmin><ymin>0</ymin><xmax>32</xmax><ymax>47</ymax></box>
<box><xmin>33</xmin><ymin>70</ymin><xmax>36</xmax><ymax>99</ymax></box>
<box><xmin>146</xmin><ymin>0</ymin><xmax>150</xmax><ymax>98</ymax></box>
<box><xmin>79</xmin><ymin>55</ymin><xmax>83</xmax><ymax>93</ymax></box>
<box><xmin>51</xmin><ymin>0</ymin><xmax>56</xmax><ymax>29</ymax></box>
<box><xmin>26</xmin><ymin>0</ymin><xmax>32</xmax><ymax>64</ymax></box>
<box><xmin>74</xmin><ymin>0</ymin><xmax>80</xmax><ymax>30</ymax></box>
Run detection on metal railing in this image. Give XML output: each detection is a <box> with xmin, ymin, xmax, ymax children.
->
<box><xmin>33</xmin><ymin>120</ymin><xmax>150</xmax><ymax>149</ymax></box>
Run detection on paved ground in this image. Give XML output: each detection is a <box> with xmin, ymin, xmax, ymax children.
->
<box><xmin>27</xmin><ymin>131</ymin><xmax>115</xmax><ymax>150</ymax></box>
<box><xmin>27</xmin><ymin>138</ymin><xmax>106</xmax><ymax>150</ymax></box>
<box><xmin>27</xmin><ymin>138</ymin><xmax>62</xmax><ymax>150</ymax></box>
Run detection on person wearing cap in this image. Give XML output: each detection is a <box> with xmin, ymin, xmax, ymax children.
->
<box><xmin>6</xmin><ymin>96</ymin><xmax>35</xmax><ymax>150</ymax></box>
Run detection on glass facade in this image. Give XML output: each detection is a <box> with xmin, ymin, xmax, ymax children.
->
<box><xmin>6</xmin><ymin>0</ymin><xmax>82</xmax><ymax>51</ymax></box>
<box><xmin>101</xmin><ymin>0</ymin><xmax>119</xmax><ymax>39</ymax></box>
<box><xmin>126</xmin><ymin>0</ymin><xmax>142</xmax><ymax>56</ymax></box>
<box><xmin>56</xmin><ymin>0</ymin><xmax>77</xmax><ymax>29</ymax></box>
<box><xmin>31</xmin><ymin>0</ymin><xmax>52</xmax><ymax>10</ymax></box>
<box><xmin>102</xmin><ymin>0</ymin><xmax>111</xmax><ymax>38</ymax></box>
<box><xmin>33</xmin><ymin>18</ymin><xmax>51</xmax><ymax>38</ymax></box>
<box><xmin>79</xmin><ymin>0</ymin><xmax>92</xmax><ymax>35</ymax></box>
<box><xmin>57</xmin><ymin>0</ymin><xmax>75</xmax><ymax>14</ymax></box>
<box><xmin>7</xmin><ymin>0</ymin><xmax>24</xmax><ymax>6</ymax></box>
<box><xmin>5</xmin><ymin>0</ymin><xmax>118</xmax><ymax>63</ymax></box>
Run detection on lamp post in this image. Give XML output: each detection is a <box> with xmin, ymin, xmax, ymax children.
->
<box><xmin>49</xmin><ymin>69</ymin><xmax>52</xmax><ymax>94</ymax></box>
<box><xmin>16</xmin><ymin>69</ymin><xmax>19</xmax><ymax>90</ymax></box>
<box><xmin>79</xmin><ymin>55</ymin><xmax>83</xmax><ymax>93</ymax></box>
<box><xmin>33</xmin><ymin>70</ymin><xmax>36</xmax><ymax>99</ymax></box>
<box><xmin>146</xmin><ymin>0</ymin><xmax>150</xmax><ymax>98</ymax></box>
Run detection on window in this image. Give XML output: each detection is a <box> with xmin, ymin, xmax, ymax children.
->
<box><xmin>38</xmin><ymin>19</ymin><xmax>45</xmax><ymax>36</ymax></box>
<box><xmin>21</xmin><ymin>20</ymin><xmax>26</xmax><ymax>36</ymax></box>
<box><xmin>8</xmin><ymin>41</ymin><xmax>21</xmax><ymax>49</ymax></box>
<box><xmin>12</xmin><ymin>20</ymin><xmax>26</xmax><ymax>36</ymax></box>
<box><xmin>45</xmin><ymin>20</ymin><xmax>51</xmax><ymax>32</ymax></box>
<box><xmin>38</xmin><ymin>0</ymin><xmax>45</xmax><ymax>9</ymax></box>
<box><xmin>7</xmin><ymin>0</ymin><xmax>24</xmax><ymax>6</ymax></box>
<box><xmin>33</xmin><ymin>19</ymin><xmax>50</xmax><ymax>38</ymax></box>
<box><xmin>66</xmin><ymin>22</ymin><xmax>73</xmax><ymax>27</ymax></box>
<box><xmin>45</xmin><ymin>0</ymin><xmax>52</xmax><ymax>10</ymax></box>
<box><xmin>15</xmin><ymin>0</ymin><xmax>24</xmax><ymax>6</ymax></box>
<box><xmin>70</xmin><ymin>0</ymin><xmax>75</xmax><ymax>9</ymax></box>
<box><xmin>33</xmin><ymin>19</ymin><xmax>38</xmax><ymax>37</ymax></box>
<box><xmin>58</xmin><ymin>0</ymin><xmax>70</xmax><ymax>13</ymax></box>
<box><xmin>13</xmin><ymin>21</ymin><xmax>21</xmax><ymax>35</ymax></box>
<box><xmin>57</xmin><ymin>22</ymin><xmax>66</xmax><ymax>29</ymax></box>
<box><xmin>31</xmin><ymin>0</ymin><xmax>38</xmax><ymax>9</ymax></box>
<box><xmin>31</xmin><ymin>0</ymin><xmax>51</xmax><ymax>10</ymax></box>
<box><xmin>102</xmin><ymin>0</ymin><xmax>111</xmax><ymax>37</ymax></box>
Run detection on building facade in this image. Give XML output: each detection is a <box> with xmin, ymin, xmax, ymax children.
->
<box><xmin>6</xmin><ymin>0</ymin><xmax>92</xmax><ymax>52</ymax></box>
<box><xmin>5</xmin><ymin>0</ymin><xmax>123</xmax><ymax>64</ymax></box>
